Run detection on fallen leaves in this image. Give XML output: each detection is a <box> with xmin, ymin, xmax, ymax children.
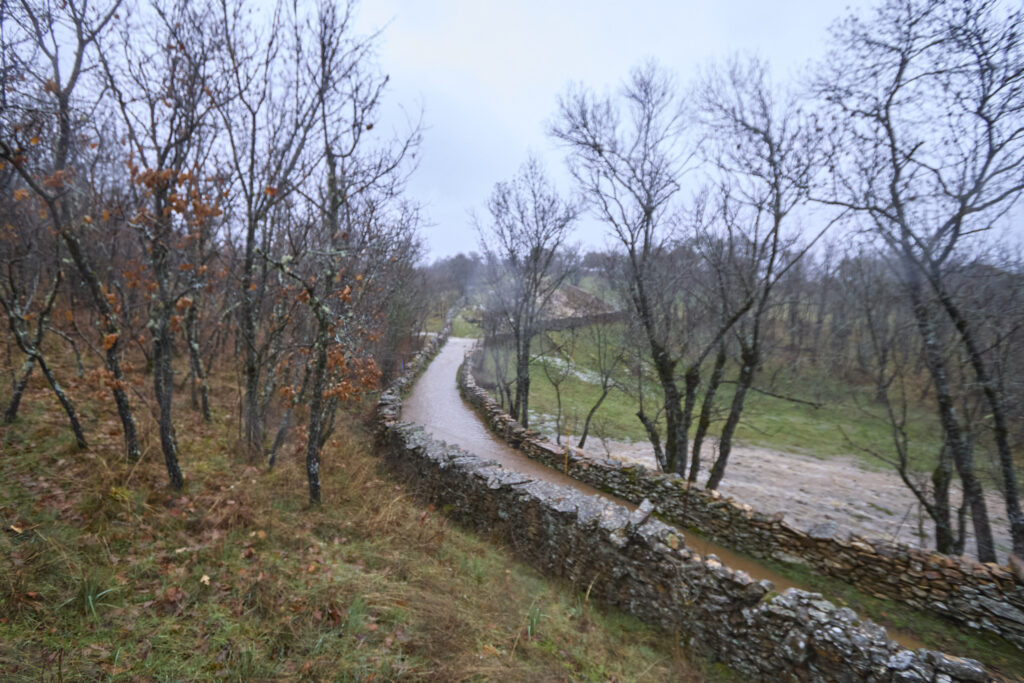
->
<box><xmin>151</xmin><ymin>585</ymin><xmax>187</xmax><ymax>615</ymax></box>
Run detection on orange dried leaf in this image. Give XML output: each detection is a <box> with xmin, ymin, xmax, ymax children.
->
<box><xmin>103</xmin><ymin>333</ymin><xmax>120</xmax><ymax>350</ymax></box>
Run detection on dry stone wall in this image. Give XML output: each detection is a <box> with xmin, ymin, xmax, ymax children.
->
<box><xmin>372</xmin><ymin>338</ymin><xmax>991</xmax><ymax>681</ymax></box>
<box><xmin>458</xmin><ymin>347</ymin><xmax>1024</xmax><ymax>654</ymax></box>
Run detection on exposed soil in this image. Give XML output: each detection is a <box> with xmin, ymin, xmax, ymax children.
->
<box><xmin>585</xmin><ymin>437</ymin><xmax>1015</xmax><ymax>561</ymax></box>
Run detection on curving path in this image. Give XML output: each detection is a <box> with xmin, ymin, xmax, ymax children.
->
<box><xmin>401</xmin><ymin>338</ymin><xmax>620</xmax><ymax>502</ymax></box>
<box><xmin>401</xmin><ymin>337</ymin><xmax>935</xmax><ymax>651</ymax></box>
<box><xmin>401</xmin><ymin>338</ymin><xmax>798</xmax><ymax>591</ymax></box>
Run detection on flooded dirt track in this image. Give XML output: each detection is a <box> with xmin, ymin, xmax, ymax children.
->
<box><xmin>400</xmin><ymin>338</ymin><xmax>934</xmax><ymax>652</ymax></box>
<box><xmin>599</xmin><ymin>434</ymin><xmax>1014</xmax><ymax>560</ymax></box>
<box><xmin>401</xmin><ymin>339</ymin><xmax>801</xmax><ymax>592</ymax></box>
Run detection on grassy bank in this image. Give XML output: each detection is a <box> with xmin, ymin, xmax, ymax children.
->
<box><xmin>0</xmin><ymin>362</ymin><xmax>718</xmax><ymax>680</ymax></box>
<box><xmin>474</xmin><ymin>329</ymin><xmax>945</xmax><ymax>472</ymax></box>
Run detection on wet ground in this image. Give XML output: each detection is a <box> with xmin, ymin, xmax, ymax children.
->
<box><xmin>586</xmin><ymin>438</ymin><xmax>1014</xmax><ymax>562</ymax></box>
<box><xmin>401</xmin><ymin>338</ymin><xmax>937</xmax><ymax>650</ymax></box>
<box><xmin>402</xmin><ymin>339</ymin><xmax>798</xmax><ymax>592</ymax></box>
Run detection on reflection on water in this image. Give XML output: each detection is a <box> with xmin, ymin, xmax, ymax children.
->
<box><xmin>401</xmin><ymin>338</ymin><xmax>924</xmax><ymax>651</ymax></box>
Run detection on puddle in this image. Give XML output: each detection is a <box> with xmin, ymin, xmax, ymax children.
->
<box><xmin>400</xmin><ymin>337</ymin><xmax>926</xmax><ymax>652</ymax></box>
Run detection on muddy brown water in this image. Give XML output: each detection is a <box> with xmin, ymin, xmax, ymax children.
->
<box><xmin>401</xmin><ymin>338</ymin><xmax>925</xmax><ymax>651</ymax></box>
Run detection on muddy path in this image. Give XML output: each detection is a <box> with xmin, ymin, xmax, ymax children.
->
<box><xmin>586</xmin><ymin>438</ymin><xmax>1015</xmax><ymax>562</ymax></box>
<box><xmin>402</xmin><ymin>339</ymin><xmax>801</xmax><ymax>593</ymax></box>
<box><xmin>400</xmin><ymin>338</ymin><xmax>945</xmax><ymax>650</ymax></box>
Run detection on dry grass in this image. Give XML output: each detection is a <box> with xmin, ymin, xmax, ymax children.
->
<box><xmin>0</xmin><ymin>350</ymin><xmax>721</xmax><ymax>680</ymax></box>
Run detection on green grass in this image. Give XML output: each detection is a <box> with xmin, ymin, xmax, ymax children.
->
<box><xmin>423</xmin><ymin>313</ymin><xmax>447</xmax><ymax>334</ymax></box>
<box><xmin>0</xmin><ymin>356</ymin><xmax>716</xmax><ymax>681</ymax></box>
<box><xmin>451</xmin><ymin>312</ymin><xmax>484</xmax><ymax>338</ymax></box>
<box><xmin>476</xmin><ymin>328</ymin><xmax>947</xmax><ymax>473</ymax></box>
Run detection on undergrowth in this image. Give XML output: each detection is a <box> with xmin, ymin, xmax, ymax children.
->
<box><xmin>0</xmin><ymin>363</ymin><xmax>717</xmax><ymax>680</ymax></box>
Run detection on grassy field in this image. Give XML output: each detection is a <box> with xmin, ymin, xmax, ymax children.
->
<box><xmin>450</xmin><ymin>311</ymin><xmax>484</xmax><ymax>339</ymax></box>
<box><xmin>475</xmin><ymin>326</ymin><xmax>946</xmax><ymax>473</ymax></box>
<box><xmin>472</xmin><ymin>336</ymin><xmax>1024</xmax><ymax>678</ymax></box>
<box><xmin>0</xmin><ymin>359</ymin><xmax>720</xmax><ymax>680</ymax></box>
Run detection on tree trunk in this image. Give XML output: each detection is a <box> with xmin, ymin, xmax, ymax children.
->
<box><xmin>305</xmin><ymin>324</ymin><xmax>329</xmax><ymax>505</ymax></box>
<box><xmin>930</xmin><ymin>447</ymin><xmax>956</xmax><ymax>554</ymax></box>
<box><xmin>577</xmin><ymin>384</ymin><xmax>609</xmax><ymax>449</ymax></box>
<box><xmin>152</xmin><ymin>306</ymin><xmax>184</xmax><ymax>490</ymax></box>
<box><xmin>243</xmin><ymin>345</ymin><xmax>263</xmax><ymax>455</ymax></box>
<box><xmin>514</xmin><ymin>333</ymin><xmax>532</xmax><ymax>428</ymax></box>
<box><xmin>184</xmin><ymin>302</ymin><xmax>211</xmax><ymax>422</ymax></box>
<box><xmin>676</xmin><ymin>367</ymin><xmax>700</xmax><ymax>475</ymax></box>
<box><xmin>690</xmin><ymin>343</ymin><xmax>727</xmax><ymax>482</ymax></box>
<box><xmin>268</xmin><ymin>408</ymin><xmax>291</xmax><ymax>471</ymax></box>
<box><xmin>35</xmin><ymin>353</ymin><xmax>88</xmax><ymax>449</ymax></box>
<box><xmin>637</xmin><ymin>408</ymin><xmax>667</xmax><ymax>471</ymax></box>
<box><xmin>552</xmin><ymin>381</ymin><xmax>563</xmax><ymax>444</ymax></box>
<box><xmin>241</xmin><ymin>216</ymin><xmax>264</xmax><ymax>457</ymax></box>
<box><xmin>930</xmin><ymin>279</ymin><xmax>1024</xmax><ymax>558</ymax></box>
<box><xmin>706</xmin><ymin>345</ymin><xmax>756</xmax><ymax>490</ymax></box>
<box><xmin>1</xmin><ymin>274</ymin><xmax>87</xmax><ymax>448</ymax></box>
<box><xmin>908</xmin><ymin>281</ymin><xmax>995</xmax><ymax>562</ymax></box>
<box><xmin>644</xmin><ymin>336</ymin><xmax>685</xmax><ymax>473</ymax></box>
<box><xmin>58</xmin><ymin>232</ymin><xmax>140</xmax><ymax>461</ymax></box>
<box><xmin>3</xmin><ymin>357</ymin><xmax>36</xmax><ymax>423</ymax></box>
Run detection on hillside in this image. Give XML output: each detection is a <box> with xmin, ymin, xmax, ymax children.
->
<box><xmin>0</xmin><ymin>364</ymin><xmax>719</xmax><ymax>680</ymax></box>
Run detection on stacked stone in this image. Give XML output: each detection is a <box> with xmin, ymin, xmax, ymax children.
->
<box><xmin>374</xmin><ymin>339</ymin><xmax>991</xmax><ymax>681</ymax></box>
<box><xmin>458</xmin><ymin>347</ymin><xmax>1024</xmax><ymax>653</ymax></box>
<box><xmin>374</xmin><ymin>418</ymin><xmax>987</xmax><ymax>680</ymax></box>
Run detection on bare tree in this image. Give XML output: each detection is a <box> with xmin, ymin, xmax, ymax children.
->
<box><xmin>214</xmin><ymin>0</ymin><xmax>326</xmax><ymax>459</ymax></box>
<box><xmin>537</xmin><ymin>329</ymin><xmax>575</xmax><ymax>444</ymax></box>
<box><xmin>694</xmin><ymin>56</ymin><xmax>826</xmax><ymax>490</ymax></box>
<box><xmin>477</xmin><ymin>157</ymin><xmax>578</xmax><ymax>429</ymax></box>
<box><xmin>0</xmin><ymin>266</ymin><xmax>87</xmax><ymax>447</ymax></box>
<box><xmin>838</xmin><ymin>246</ymin><xmax>966</xmax><ymax>555</ymax></box>
<box><xmin>97</xmin><ymin>0</ymin><xmax>224</xmax><ymax>489</ymax></box>
<box><xmin>818</xmin><ymin>0</ymin><xmax>1024</xmax><ymax>561</ymax></box>
<box><xmin>0</xmin><ymin>0</ymin><xmax>141</xmax><ymax>460</ymax></box>
<box><xmin>263</xmin><ymin>0</ymin><xmax>420</xmax><ymax>504</ymax></box>
<box><xmin>553</xmin><ymin>63</ymin><xmax>753</xmax><ymax>475</ymax></box>
<box><xmin>575</xmin><ymin>278</ymin><xmax>627</xmax><ymax>449</ymax></box>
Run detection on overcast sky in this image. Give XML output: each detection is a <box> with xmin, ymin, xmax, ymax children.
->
<box><xmin>353</xmin><ymin>1</ymin><xmax>868</xmax><ymax>262</ymax></box>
